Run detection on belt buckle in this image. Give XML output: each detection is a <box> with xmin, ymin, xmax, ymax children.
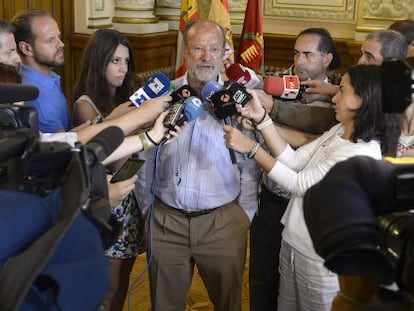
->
<box><xmin>183</xmin><ymin>209</ymin><xmax>211</xmax><ymax>217</ymax></box>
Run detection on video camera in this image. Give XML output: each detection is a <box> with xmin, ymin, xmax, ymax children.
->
<box><xmin>304</xmin><ymin>58</ymin><xmax>414</xmax><ymax>301</ymax></box>
<box><xmin>0</xmin><ymin>84</ymin><xmax>122</xmax><ymax>228</ymax></box>
<box><xmin>0</xmin><ymin>83</ymin><xmax>123</xmax><ymax>309</ymax></box>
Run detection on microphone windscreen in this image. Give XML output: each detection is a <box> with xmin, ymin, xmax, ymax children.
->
<box><xmin>87</xmin><ymin>126</ymin><xmax>124</xmax><ymax>162</ymax></box>
<box><xmin>130</xmin><ymin>72</ymin><xmax>171</xmax><ymax>106</ymax></box>
<box><xmin>171</xmin><ymin>84</ymin><xmax>197</xmax><ymax>103</ymax></box>
<box><xmin>0</xmin><ymin>84</ymin><xmax>39</xmax><ymax>104</ymax></box>
<box><xmin>226</xmin><ymin>63</ymin><xmax>252</xmax><ymax>86</ymax></box>
<box><xmin>142</xmin><ymin>72</ymin><xmax>171</xmax><ymax>97</ymax></box>
<box><xmin>184</xmin><ymin>96</ymin><xmax>203</xmax><ymax>121</ymax></box>
<box><xmin>201</xmin><ymin>81</ymin><xmax>222</xmax><ymax>102</ymax></box>
<box><xmin>263</xmin><ymin>76</ymin><xmax>284</xmax><ymax>96</ymax></box>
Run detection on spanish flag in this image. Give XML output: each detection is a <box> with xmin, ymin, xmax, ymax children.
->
<box><xmin>237</xmin><ymin>0</ymin><xmax>264</xmax><ymax>73</ymax></box>
<box><xmin>175</xmin><ymin>0</ymin><xmax>200</xmax><ymax>78</ymax></box>
<box><xmin>208</xmin><ymin>0</ymin><xmax>234</xmax><ymax>68</ymax></box>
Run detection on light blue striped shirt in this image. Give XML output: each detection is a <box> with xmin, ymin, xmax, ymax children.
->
<box><xmin>135</xmin><ymin>74</ymin><xmax>260</xmax><ymax>221</ymax></box>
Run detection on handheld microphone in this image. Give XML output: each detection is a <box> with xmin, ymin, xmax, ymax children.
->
<box><xmin>129</xmin><ymin>72</ymin><xmax>171</xmax><ymax>106</ymax></box>
<box><xmin>163</xmin><ymin>84</ymin><xmax>198</xmax><ymax>130</ymax></box>
<box><xmin>160</xmin><ymin>95</ymin><xmax>203</xmax><ymax>145</ymax></box>
<box><xmin>263</xmin><ymin>75</ymin><xmax>307</xmax><ymax>100</ymax></box>
<box><xmin>0</xmin><ymin>84</ymin><xmax>39</xmax><ymax>104</ymax></box>
<box><xmin>226</xmin><ymin>63</ymin><xmax>261</xmax><ymax>89</ymax></box>
<box><xmin>210</xmin><ymin>81</ymin><xmax>252</xmax><ymax>120</ymax></box>
<box><xmin>201</xmin><ymin>80</ymin><xmax>222</xmax><ymax>103</ymax></box>
<box><xmin>202</xmin><ymin>81</ymin><xmax>249</xmax><ymax>164</ymax></box>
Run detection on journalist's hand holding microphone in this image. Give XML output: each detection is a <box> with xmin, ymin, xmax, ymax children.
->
<box><xmin>301</xmin><ymin>79</ymin><xmax>339</xmax><ymax>97</ymax></box>
<box><xmin>224</xmin><ymin>89</ymin><xmax>287</xmax><ymax>173</ymax></box>
<box><xmin>102</xmin><ymin>109</ymin><xmax>183</xmax><ymax>165</ymax></box>
<box><xmin>131</xmin><ymin>95</ymin><xmax>172</xmax><ymax>129</ymax></box>
<box><xmin>224</xmin><ymin>89</ymin><xmax>265</xmax><ymax>153</ymax></box>
<box><xmin>145</xmin><ymin>109</ymin><xmax>183</xmax><ymax>145</ymax></box>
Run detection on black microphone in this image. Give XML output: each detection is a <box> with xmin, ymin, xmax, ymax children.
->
<box><xmin>0</xmin><ymin>84</ymin><xmax>39</xmax><ymax>104</ymax></box>
<box><xmin>210</xmin><ymin>81</ymin><xmax>252</xmax><ymax>120</ymax></box>
<box><xmin>85</xmin><ymin>126</ymin><xmax>124</xmax><ymax>166</ymax></box>
<box><xmin>207</xmin><ymin>81</ymin><xmax>252</xmax><ymax>164</ymax></box>
<box><xmin>163</xmin><ymin>84</ymin><xmax>198</xmax><ymax>130</ymax></box>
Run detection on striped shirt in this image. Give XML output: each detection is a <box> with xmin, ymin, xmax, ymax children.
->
<box><xmin>135</xmin><ymin>74</ymin><xmax>260</xmax><ymax>221</ymax></box>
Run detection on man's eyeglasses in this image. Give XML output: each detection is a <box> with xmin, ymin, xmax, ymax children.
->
<box><xmin>188</xmin><ymin>46</ymin><xmax>224</xmax><ymax>57</ymax></box>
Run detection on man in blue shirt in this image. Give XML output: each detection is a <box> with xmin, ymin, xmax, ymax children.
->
<box><xmin>12</xmin><ymin>9</ymin><xmax>70</xmax><ymax>133</ymax></box>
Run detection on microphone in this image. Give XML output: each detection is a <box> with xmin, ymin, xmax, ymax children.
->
<box><xmin>163</xmin><ymin>84</ymin><xmax>198</xmax><ymax>130</ymax></box>
<box><xmin>0</xmin><ymin>84</ymin><xmax>39</xmax><ymax>104</ymax></box>
<box><xmin>226</xmin><ymin>63</ymin><xmax>262</xmax><ymax>89</ymax></box>
<box><xmin>263</xmin><ymin>75</ymin><xmax>307</xmax><ymax>100</ymax></box>
<box><xmin>129</xmin><ymin>72</ymin><xmax>171</xmax><ymax>106</ymax></box>
<box><xmin>160</xmin><ymin>95</ymin><xmax>203</xmax><ymax>145</ymax></box>
<box><xmin>85</xmin><ymin>126</ymin><xmax>124</xmax><ymax>166</ymax></box>
<box><xmin>210</xmin><ymin>81</ymin><xmax>252</xmax><ymax>120</ymax></box>
<box><xmin>202</xmin><ymin>81</ymin><xmax>249</xmax><ymax>164</ymax></box>
<box><xmin>201</xmin><ymin>80</ymin><xmax>222</xmax><ymax>103</ymax></box>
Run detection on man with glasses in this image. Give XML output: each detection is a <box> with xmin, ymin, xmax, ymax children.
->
<box><xmin>249</xmin><ymin>28</ymin><xmax>341</xmax><ymax>311</ymax></box>
<box><xmin>136</xmin><ymin>19</ymin><xmax>260</xmax><ymax>311</ymax></box>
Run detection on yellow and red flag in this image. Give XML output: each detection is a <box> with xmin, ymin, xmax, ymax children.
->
<box><xmin>237</xmin><ymin>0</ymin><xmax>264</xmax><ymax>73</ymax></box>
<box><xmin>207</xmin><ymin>0</ymin><xmax>234</xmax><ymax>68</ymax></box>
<box><xmin>175</xmin><ymin>0</ymin><xmax>200</xmax><ymax>78</ymax></box>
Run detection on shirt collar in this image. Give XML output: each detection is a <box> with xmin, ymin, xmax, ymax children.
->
<box><xmin>21</xmin><ymin>64</ymin><xmax>60</xmax><ymax>88</ymax></box>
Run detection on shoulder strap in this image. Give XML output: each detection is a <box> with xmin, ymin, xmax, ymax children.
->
<box><xmin>0</xmin><ymin>152</ymin><xmax>90</xmax><ymax>310</ymax></box>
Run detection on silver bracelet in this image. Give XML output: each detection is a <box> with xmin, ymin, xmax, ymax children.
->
<box><xmin>256</xmin><ymin>117</ymin><xmax>273</xmax><ymax>131</ymax></box>
<box><xmin>247</xmin><ymin>142</ymin><xmax>261</xmax><ymax>159</ymax></box>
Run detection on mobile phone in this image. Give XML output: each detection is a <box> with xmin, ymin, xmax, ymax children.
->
<box><xmin>110</xmin><ymin>158</ymin><xmax>145</xmax><ymax>183</ymax></box>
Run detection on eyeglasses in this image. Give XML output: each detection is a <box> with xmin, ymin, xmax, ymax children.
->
<box><xmin>188</xmin><ymin>46</ymin><xmax>224</xmax><ymax>57</ymax></box>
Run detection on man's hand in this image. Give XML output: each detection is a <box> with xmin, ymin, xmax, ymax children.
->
<box><xmin>302</xmin><ymin>79</ymin><xmax>339</xmax><ymax>96</ymax></box>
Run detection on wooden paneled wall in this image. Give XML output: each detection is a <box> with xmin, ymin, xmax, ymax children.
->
<box><xmin>1</xmin><ymin>1</ymin><xmax>362</xmax><ymax>108</ymax></box>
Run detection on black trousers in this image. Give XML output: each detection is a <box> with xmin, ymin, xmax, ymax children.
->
<box><xmin>249</xmin><ymin>186</ymin><xmax>289</xmax><ymax>311</ymax></box>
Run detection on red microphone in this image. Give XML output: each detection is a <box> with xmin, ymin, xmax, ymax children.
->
<box><xmin>226</xmin><ymin>63</ymin><xmax>261</xmax><ymax>88</ymax></box>
<box><xmin>264</xmin><ymin>75</ymin><xmax>303</xmax><ymax>99</ymax></box>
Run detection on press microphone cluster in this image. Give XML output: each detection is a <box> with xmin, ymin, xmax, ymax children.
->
<box><xmin>204</xmin><ymin>80</ymin><xmax>252</xmax><ymax>120</ymax></box>
<box><xmin>201</xmin><ymin>80</ymin><xmax>252</xmax><ymax>163</ymax></box>
<box><xmin>160</xmin><ymin>85</ymin><xmax>203</xmax><ymax>145</ymax></box>
<box><xmin>129</xmin><ymin>72</ymin><xmax>171</xmax><ymax>106</ymax></box>
<box><xmin>263</xmin><ymin>75</ymin><xmax>307</xmax><ymax>100</ymax></box>
<box><xmin>225</xmin><ymin>63</ymin><xmax>262</xmax><ymax>89</ymax></box>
